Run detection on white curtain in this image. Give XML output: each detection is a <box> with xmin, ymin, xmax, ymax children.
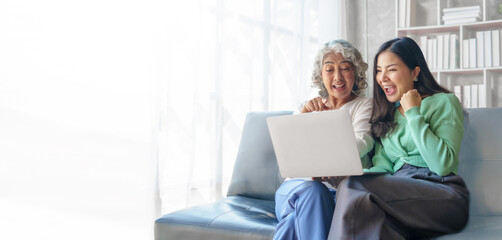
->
<box><xmin>0</xmin><ymin>0</ymin><xmax>169</xmax><ymax>239</ymax></box>
<box><xmin>159</xmin><ymin>0</ymin><xmax>344</xmax><ymax>214</ymax></box>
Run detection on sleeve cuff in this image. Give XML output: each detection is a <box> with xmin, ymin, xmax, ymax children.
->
<box><xmin>404</xmin><ymin>105</ymin><xmax>420</xmax><ymax>118</ymax></box>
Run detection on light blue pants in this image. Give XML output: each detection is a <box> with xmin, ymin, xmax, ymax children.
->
<box><xmin>273</xmin><ymin>179</ymin><xmax>336</xmax><ymax>240</ymax></box>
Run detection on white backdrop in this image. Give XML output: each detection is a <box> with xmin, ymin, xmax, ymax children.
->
<box><xmin>0</xmin><ymin>0</ymin><xmax>166</xmax><ymax>239</ymax></box>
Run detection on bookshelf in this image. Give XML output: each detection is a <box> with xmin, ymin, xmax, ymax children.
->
<box><xmin>396</xmin><ymin>0</ymin><xmax>502</xmax><ymax>108</ymax></box>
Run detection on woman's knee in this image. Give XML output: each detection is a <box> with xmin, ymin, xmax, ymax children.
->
<box><xmin>276</xmin><ymin>180</ymin><xmax>332</xmax><ymax>202</ymax></box>
<box><xmin>336</xmin><ymin>176</ymin><xmax>355</xmax><ymax>192</ymax></box>
<box><xmin>337</xmin><ymin>175</ymin><xmax>378</xmax><ymax>193</ymax></box>
<box><xmin>277</xmin><ymin>179</ymin><xmax>327</xmax><ymax>193</ymax></box>
<box><xmin>275</xmin><ymin>180</ymin><xmax>333</xmax><ymax>217</ymax></box>
<box><xmin>300</xmin><ymin>180</ymin><xmax>330</xmax><ymax>195</ymax></box>
<box><xmin>335</xmin><ymin>176</ymin><xmax>370</xmax><ymax>206</ymax></box>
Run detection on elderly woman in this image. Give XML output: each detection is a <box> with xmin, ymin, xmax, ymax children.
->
<box><xmin>273</xmin><ymin>39</ymin><xmax>374</xmax><ymax>240</ymax></box>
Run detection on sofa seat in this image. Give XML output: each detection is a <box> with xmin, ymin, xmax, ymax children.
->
<box><xmin>436</xmin><ymin>216</ymin><xmax>502</xmax><ymax>239</ymax></box>
<box><xmin>155</xmin><ymin>196</ymin><xmax>278</xmax><ymax>240</ymax></box>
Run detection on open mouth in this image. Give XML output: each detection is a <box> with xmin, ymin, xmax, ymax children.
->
<box><xmin>333</xmin><ymin>83</ymin><xmax>346</xmax><ymax>90</ymax></box>
<box><xmin>383</xmin><ymin>85</ymin><xmax>396</xmax><ymax>95</ymax></box>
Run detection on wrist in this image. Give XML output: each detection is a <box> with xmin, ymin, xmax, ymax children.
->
<box><xmin>404</xmin><ymin>105</ymin><xmax>420</xmax><ymax>117</ymax></box>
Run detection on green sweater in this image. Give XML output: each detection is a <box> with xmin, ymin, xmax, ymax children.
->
<box><xmin>366</xmin><ymin>93</ymin><xmax>464</xmax><ymax>176</ymax></box>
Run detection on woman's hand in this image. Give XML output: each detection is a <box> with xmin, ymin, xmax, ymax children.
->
<box><xmin>400</xmin><ymin>89</ymin><xmax>422</xmax><ymax>113</ymax></box>
<box><xmin>312</xmin><ymin>176</ymin><xmax>348</xmax><ymax>188</ymax></box>
<box><xmin>301</xmin><ymin>97</ymin><xmax>333</xmax><ymax>113</ymax></box>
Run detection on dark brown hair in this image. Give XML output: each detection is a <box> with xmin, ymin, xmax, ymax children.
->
<box><xmin>370</xmin><ymin>37</ymin><xmax>450</xmax><ymax>138</ymax></box>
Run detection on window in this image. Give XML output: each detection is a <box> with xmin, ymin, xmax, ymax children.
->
<box><xmin>159</xmin><ymin>0</ymin><xmax>335</xmax><ymax>214</ymax></box>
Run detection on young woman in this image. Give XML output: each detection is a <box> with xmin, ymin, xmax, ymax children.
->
<box><xmin>273</xmin><ymin>39</ymin><xmax>374</xmax><ymax>240</ymax></box>
<box><xmin>326</xmin><ymin>37</ymin><xmax>469</xmax><ymax>239</ymax></box>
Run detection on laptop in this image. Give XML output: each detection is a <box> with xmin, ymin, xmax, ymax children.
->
<box><xmin>267</xmin><ymin>109</ymin><xmax>368</xmax><ymax>178</ymax></box>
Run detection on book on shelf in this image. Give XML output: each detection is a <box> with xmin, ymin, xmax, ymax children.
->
<box><xmin>470</xmin><ymin>30</ymin><xmax>502</xmax><ymax>68</ymax></box>
<box><xmin>443</xmin><ymin>17</ymin><xmax>481</xmax><ymax>25</ymax></box>
<box><xmin>493</xmin><ymin>30</ymin><xmax>501</xmax><ymax>67</ymax></box>
<box><xmin>432</xmin><ymin>38</ymin><xmax>437</xmax><ymax>70</ymax></box>
<box><xmin>476</xmin><ymin>31</ymin><xmax>484</xmax><ymax>68</ymax></box>
<box><xmin>450</xmin><ymin>34</ymin><xmax>459</xmax><ymax>69</ymax></box>
<box><xmin>463</xmin><ymin>85</ymin><xmax>471</xmax><ymax>108</ymax></box>
<box><xmin>443</xmin><ymin>5</ymin><xmax>481</xmax><ymax>13</ymax></box>
<box><xmin>478</xmin><ymin>83</ymin><xmax>491</xmax><ymax>107</ymax></box>
<box><xmin>453</xmin><ymin>85</ymin><xmax>462</xmax><ymax>103</ymax></box>
<box><xmin>442</xmin><ymin>10</ymin><xmax>482</xmax><ymax>21</ymax></box>
<box><xmin>471</xmin><ymin>84</ymin><xmax>478</xmax><ymax>108</ymax></box>
<box><xmin>398</xmin><ymin>0</ymin><xmax>406</xmax><ymax>28</ymax></box>
<box><xmin>418</xmin><ymin>34</ymin><xmax>460</xmax><ymax>70</ymax></box>
<box><xmin>469</xmin><ymin>38</ymin><xmax>477</xmax><ymax>68</ymax></box>
<box><xmin>420</xmin><ymin>35</ymin><xmax>428</xmax><ymax>61</ymax></box>
<box><xmin>443</xmin><ymin>34</ymin><xmax>450</xmax><ymax>69</ymax></box>
<box><xmin>437</xmin><ymin>35</ymin><xmax>444</xmax><ymax>70</ymax></box>
<box><xmin>454</xmin><ymin>83</ymin><xmax>490</xmax><ymax>108</ymax></box>
<box><xmin>479</xmin><ymin>83</ymin><xmax>486</xmax><ymax>108</ymax></box>
<box><xmin>462</xmin><ymin>39</ymin><xmax>469</xmax><ymax>68</ymax></box>
<box><xmin>406</xmin><ymin>0</ymin><xmax>416</xmax><ymax>28</ymax></box>
<box><xmin>484</xmin><ymin>31</ymin><xmax>492</xmax><ymax>67</ymax></box>
<box><xmin>427</xmin><ymin>38</ymin><xmax>434</xmax><ymax>69</ymax></box>
<box><xmin>442</xmin><ymin>5</ymin><xmax>482</xmax><ymax>25</ymax></box>
<box><xmin>398</xmin><ymin>0</ymin><xmax>416</xmax><ymax>28</ymax></box>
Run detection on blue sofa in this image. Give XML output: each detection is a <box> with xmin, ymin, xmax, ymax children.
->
<box><xmin>155</xmin><ymin>108</ymin><xmax>502</xmax><ymax>239</ymax></box>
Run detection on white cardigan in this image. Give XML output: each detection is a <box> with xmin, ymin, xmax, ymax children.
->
<box><xmin>337</xmin><ymin>96</ymin><xmax>374</xmax><ymax>161</ymax></box>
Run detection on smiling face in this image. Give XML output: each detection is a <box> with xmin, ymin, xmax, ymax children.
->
<box><xmin>321</xmin><ymin>52</ymin><xmax>356</xmax><ymax>106</ymax></box>
<box><xmin>376</xmin><ymin>51</ymin><xmax>419</xmax><ymax>103</ymax></box>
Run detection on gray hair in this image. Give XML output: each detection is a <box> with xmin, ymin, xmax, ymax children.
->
<box><xmin>311</xmin><ymin>39</ymin><xmax>368</xmax><ymax>98</ymax></box>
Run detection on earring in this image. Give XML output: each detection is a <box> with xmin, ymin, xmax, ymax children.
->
<box><xmin>413</xmin><ymin>77</ymin><xmax>418</xmax><ymax>82</ymax></box>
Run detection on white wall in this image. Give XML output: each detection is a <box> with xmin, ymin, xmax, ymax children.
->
<box><xmin>0</xmin><ymin>0</ymin><xmax>166</xmax><ymax>239</ymax></box>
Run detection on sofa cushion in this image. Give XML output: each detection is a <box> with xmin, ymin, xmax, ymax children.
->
<box><xmin>155</xmin><ymin>196</ymin><xmax>277</xmax><ymax>240</ymax></box>
<box><xmin>227</xmin><ymin>111</ymin><xmax>293</xmax><ymax>201</ymax></box>
<box><xmin>458</xmin><ymin>108</ymin><xmax>502</xmax><ymax>216</ymax></box>
<box><xmin>435</xmin><ymin>216</ymin><xmax>502</xmax><ymax>240</ymax></box>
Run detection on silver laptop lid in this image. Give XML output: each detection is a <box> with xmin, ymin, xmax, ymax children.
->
<box><xmin>267</xmin><ymin>109</ymin><xmax>363</xmax><ymax>178</ymax></box>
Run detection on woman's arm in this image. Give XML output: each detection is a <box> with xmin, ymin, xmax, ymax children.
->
<box><xmin>352</xmin><ymin>98</ymin><xmax>375</xmax><ymax>158</ymax></box>
<box><xmin>365</xmin><ymin>141</ymin><xmax>393</xmax><ymax>173</ymax></box>
<box><xmin>404</xmin><ymin>94</ymin><xmax>464</xmax><ymax>176</ymax></box>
